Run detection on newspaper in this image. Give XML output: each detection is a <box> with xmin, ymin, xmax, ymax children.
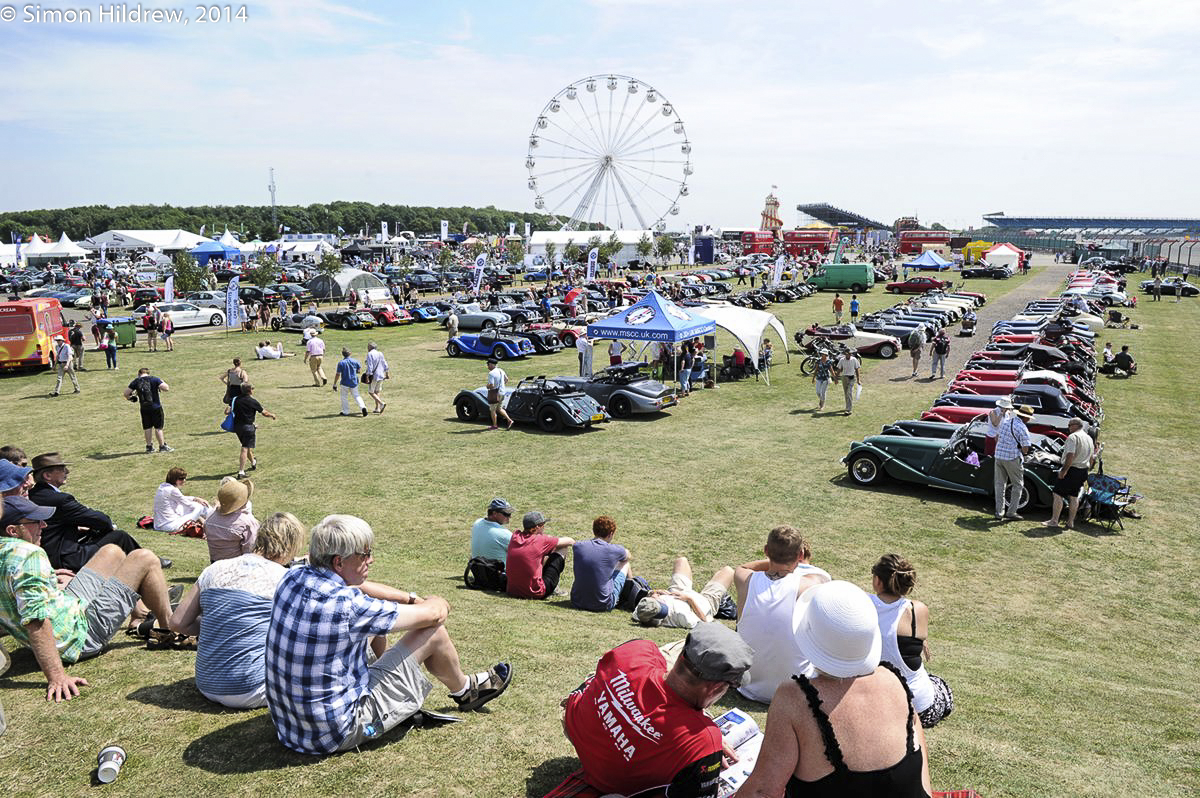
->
<box><xmin>713</xmin><ymin>708</ymin><xmax>763</xmax><ymax>797</ymax></box>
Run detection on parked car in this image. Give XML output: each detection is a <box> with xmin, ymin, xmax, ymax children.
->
<box><xmin>1138</xmin><ymin>277</ymin><xmax>1198</xmax><ymax>296</ymax></box>
<box><xmin>363</xmin><ymin>305</ymin><xmax>414</xmax><ymax>325</ymax></box>
<box><xmin>961</xmin><ymin>264</ymin><xmax>1013</xmax><ymax>279</ymax></box>
<box><xmin>136</xmin><ymin>302</ymin><xmax>226</xmax><ymax>328</ymax></box>
<box><xmin>269</xmin><ymin>283</ymin><xmax>313</xmax><ymax>303</ymax></box>
<box><xmin>441</xmin><ymin>303</ymin><xmax>512</xmax><ymax>331</ymax></box>
<box><xmin>453</xmin><ymin>377</ymin><xmax>610</xmax><ymax>432</ymax></box>
<box><xmin>317</xmin><ymin>309</ymin><xmax>375</xmax><ymax>330</ymax></box>
<box><xmin>185</xmin><ymin>290</ymin><xmax>228</xmax><ymax>309</ymax></box>
<box><xmin>238</xmin><ymin>286</ymin><xmax>282</xmax><ymax>306</ymax></box>
<box><xmin>507</xmin><ymin>328</ymin><xmax>566</xmax><ymax>354</ymax></box>
<box><xmin>843</xmin><ymin>420</ymin><xmax>1059</xmax><ymax>509</ymax></box>
<box><xmin>213</xmin><ymin>269</ymin><xmax>244</xmax><ymax>282</ymax></box>
<box><xmin>446</xmin><ymin>331</ymin><xmax>535</xmax><ymax>360</ymax></box>
<box><xmin>551</xmin><ymin>363</ymin><xmax>678</xmax><ymax>418</ymax></box>
<box><xmin>795</xmin><ymin>323</ymin><xmax>901</xmax><ymax>359</ymax></box>
<box><xmin>885</xmin><ymin>276</ymin><xmax>949</xmax><ymax>294</ymax></box>
<box><xmin>271</xmin><ymin>313</ymin><xmax>324</xmax><ymax>333</ymax></box>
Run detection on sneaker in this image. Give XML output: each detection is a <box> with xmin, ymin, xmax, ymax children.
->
<box><xmin>49</xmin><ymin>392</ymin><xmax>59</xmax><ymax>397</ymax></box>
<box><xmin>237</xmin><ymin>471</ymin><xmax>247</xmax><ymax>479</ymax></box>
<box><xmin>1005</xmin><ymin>513</ymin><xmax>1023</xmax><ymax>521</ymax></box>
<box><xmin>361</xmin><ymin>407</ymin><xmax>368</xmax><ymax>417</ymax></box>
<box><xmin>146</xmin><ymin>445</ymin><xmax>154</xmax><ymax>453</ymax></box>
<box><xmin>249</xmin><ymin>459</ymin><xmax>258</xmax><ymax>470</ymax></box>
<box><xmin>322</xmin><ymin>377</ymin><xmax>328</xmax><ymax>386</ymax></box>
<box><xmin>159</xmin><ymin>444</ymin><xmax>175</xmax><ymax>453</ymax></box>
<box><xmin>452</xmin><ymin>663</ymin><xmax>514</xmax><ymax>712</ymax></box>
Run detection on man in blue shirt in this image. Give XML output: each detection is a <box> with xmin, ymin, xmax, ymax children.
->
<box><xmin>265</xmin><ymin>514</ymin><xmax>513</xmax><ymax>755</ymax></box>
<box><xmin>470</xmin><ymin>498</ymin><xmax>514</xmax><ymax>562</ymax></box>
<box><xmin>334</xmin><ymin>347</ymin><xmax>368</xmax><ymax>417</ymax></box>
<box><xmin>570</xmin><ymin>515</ymin><xmax>631</xmax><ymax>612</ymax></box>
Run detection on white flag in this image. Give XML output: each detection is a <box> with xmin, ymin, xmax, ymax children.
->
<box><xmin>524</xmin><ymin>222</ymin><xmax>531</xmax><ymax>239</ymax></box>
<box><xmin>440</xmin><ymin>220</ymin><xmax>448</xmax><ymax>241</ymax></box>
<box><xmin>381</xmin><ymin>221</ymin><xmax>389</xmax><ymax>239</ymax></box>
<box><xmin>474</xmin><ymin>253</ymin><xmax>486</xmax><ymax>293</ymax></box>
<box><xmin>225</xmin><ymin>276</ymin><xmax>241</xmax><ymax>327</ymax></box>
<box><xmin>586</xmin><ymin>248</ymin><xmax>599</xmax><ymax>281</ymax></box>
<box><xmin>164</xmin><ymin>275</ymin><xmax>175</xmax><ymax>302</ymax></box>
<box><xmin>771</xmin><ymin>256</ymin><xmax>785</xmax><ymax>286</ymax></box>
<box><xmin>688</xmin><ymin>243</ymin><xmax>695</xmax><ymax>266</ymax></box>
<box><xmin>508</xmin><ymin>222</ymin><xmax>516</xmax><ymax>236</ymax></box>
<box><xmin>99</xmin><ymin>242</ymin><xmax>106</xmax><ymax>269</ymax></box>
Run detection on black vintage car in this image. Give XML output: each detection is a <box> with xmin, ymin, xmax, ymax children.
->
<box><xmin>316</xmin><ymin>309</ymin><xmax>375</xmax><ymax>330</ymax></box>
<box><xmin>507</xmin><ymin>328</ymin><xmax>566</xmax><ymax>354</ymax></box>
<box><xmin>453</xmin><ymin>377</ymin><xmax>610</xmax><ymax>432</ymax></box>
<box><xmin>551</xmin><ymin>362</ymin><xmax>678</xmax><ymax>418</ymax></box>
<box><xmin>961</xmin><ymin>264</ymin><xmax>1013</xmax><ymax>279</ymax></box>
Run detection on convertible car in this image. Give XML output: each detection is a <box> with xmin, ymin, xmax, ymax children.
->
<box><xmin>408</xmin><ymin>304</ymin><xmax>444</xmax><ymax>322</ymax></box>
<box><xmin>529</xmin><ymin>321</ymin><xmax>587</xmax><ymax>347</ymax></box>
<box><xmin>843</xmin><ymin>419</ymin><xmax>1060</xmax><ymax>509</ymax></box>
<box><xmin>442</xmin><ymin>303</ymin><xmax>512</xmax><ymax>331</ymax></box>
<box><xmin>1139</xmin><ymin>277</ymin><xmax>1198</xmax><ymax>297</ymax></box>
<box><xmin>271</xmin><ymin>313</ymin><xmax>324</xmax><ymax>333</ymax></box>
<box><xmin>507</xmin><ymin>328</ymin><xmax>566</xmax><ymax>354</ymax></box>
<box><xmin>447</xmin><ymin>331</ymin><xmax>536</xmax><ymax>360</ymax></box>
<box><xmin>795</xmin><ymin>323</ymin><xmax>901</xmax><ymax>359</ymax></box>
<box><xmin>453</xmin><ymin>377</ymin><xmax>610</xmax><ymax>432</ymax></box>
<box><xmin>317</xmin><ymin>309</ymin><xmax>375</xmax><ymax>330</ymax></box>
<box><xmin>551</xmin><ymin>362</ymin><xmax>678</xmax><ymax>418</ymax></box>
<box><xmin>961</xmin><ymin>264</ymin><xmax>1013</xmax><ymax>279</ymax></box>
<box><xmin>364</xmin><ymin>305</ymin><xmax>414</xmax><ymax>325</ymax></box>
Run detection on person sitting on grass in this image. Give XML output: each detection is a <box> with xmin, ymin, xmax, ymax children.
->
<box><xmin>254</xmin><ymin>341</ymin><xmax>295</xmax><ymax>360</ymax></box>
<box><xmin>504</xmin><ymin>512</ymin><xmax>573</xmax><ymax>600</ymax></box>
<box><xmin>152</xmin><ymin>467</ymin><xmax>211</xmax><ymax>534</ymax></box>
<box><xmin>264</xmin><ymin>514</ymin><xmax>514</xmax><ymax>755</ymax></box>
<box><xmin>631</xmin><ymin>555</ymin><xmax>733</xmax><ymax>629</ymax></box>
<box><xmin>569</xmin><ymin>515</ymin><xmax>632</xmax><ymax>612</ymax></box>
<box><xmin>204</xmin><ymin>478</ymin><xmax>259</xmax><ymax>563</ymax></box>
<box><xmin>733</xmin><ymin>524</ymin><xmax>831</xmax><ymax>704</ymax></box>
<box><xmin>170</xmin><ymin>512</ymin><xmax>306</xmax><ymax>709</ymax></box>
<box><xmin>470</xmin><ymin>497</ymin><xmax>515</xmax><ymax>564</ymax></box>
<box><xmin>0</xmin><ymin>496</ymin><xmax>176</xmax><ymax>702</ymax></box>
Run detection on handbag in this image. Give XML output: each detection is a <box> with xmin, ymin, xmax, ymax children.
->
<box><xmin>220</xmin><ymin>397</ymin><xmax>236</xmax><ymax>432</ymax></box>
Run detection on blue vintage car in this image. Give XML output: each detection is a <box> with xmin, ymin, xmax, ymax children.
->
<box><xmin>408</xmin><ymin>305</ymin><xmax>443</xmax><ymax>322</ymax></box>
<box><xmin>447</xmin><ymin>331</ymin><xmax>535</xmax><ymax>360</ymax></box>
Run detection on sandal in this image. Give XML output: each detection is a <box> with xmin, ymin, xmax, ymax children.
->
<box><xmin>452</xmin><ymin>663</ymin><xmax>514</xmax><ymax>712</ymax></box>
<box><xmin>146</xmin><ymin>630</ymin><xmax>197</xmax><ymax>651</ymax></box>
<box><xmin>128</xmin><ymin>621</ymin><xmax>173</xmax><ymax>641</ymax></box>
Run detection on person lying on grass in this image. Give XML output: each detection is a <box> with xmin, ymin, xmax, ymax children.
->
<box><xmin>264</xmin><ymin>514</ymin><xmax>513</xmax><ymax>755</ymax></box>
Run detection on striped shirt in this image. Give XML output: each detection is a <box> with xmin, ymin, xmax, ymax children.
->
<box><xmin>265</xmin><ymin>565</ymin><xmax>399</xmax><ymax>755</ymax></box>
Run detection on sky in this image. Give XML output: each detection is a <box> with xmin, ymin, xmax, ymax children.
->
<box><xmin>2</xmin><ymin>0</ymin><xmax>1197</xmax><ymax>231</ymax></box>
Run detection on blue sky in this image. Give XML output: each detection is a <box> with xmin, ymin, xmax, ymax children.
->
<box><xmin>2</xmin><ymin>0</ymin><xmax>1196</xmax><ymax>230</ymax></box>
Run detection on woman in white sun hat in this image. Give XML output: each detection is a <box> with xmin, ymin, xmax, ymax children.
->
<box><xmin>736</xmin><ymin>580</ymin><xmax>932</xmax><ymax>797</ymax></box>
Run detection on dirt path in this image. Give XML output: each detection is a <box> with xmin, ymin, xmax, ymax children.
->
<box><xmin>866</xmin><ymin>254</ymin><xmax>1069</xmax><ymax>384</ymax></box>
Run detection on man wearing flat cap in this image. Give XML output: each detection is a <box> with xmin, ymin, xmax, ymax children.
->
<box><xmin>562</xmin><ymin>622</ymin><xmax>754</xmax><ymax>797</ymax></box>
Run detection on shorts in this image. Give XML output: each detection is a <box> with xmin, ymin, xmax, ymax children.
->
<box><xmin>918</xmin><ymin>673</ymin><xmax>954</xmax><ymax>728</ymax></box>
<box><xmin>64</xmin><ymin>567</ymin><xmax>140</xmax><ymax>660</ymax></box>
<box><xmin>369</xmin><ymin>379</ymin><xmax>384</xmax><ymax>396</ymax></box>
<box><xmin>139</xmin><ymin>405</ymin><xmax>164</xmax><ymax>430</ymax></box>
<box><xmin>667</xmin><ymin>572</ymin><xmax>726</xmax><ymax>618</ymax></box>
<box><xmin>606</xmin><ymin>570</ymin><xmax>629</xmax><ymax>610</ymax></box>
<box><xmin>337</xmin><ymin>640</ymin><xmax>433</xmax><ymax>751</ymax></box>
<box><xmin>1053</xmin><ymin>466</ymin><xmax>1089</xmax><ymax>500</ymax></box>
<box><xmin>235</xmin><ymin>425</ymin><xmax>257</xmax><ymax>448</ymax></box>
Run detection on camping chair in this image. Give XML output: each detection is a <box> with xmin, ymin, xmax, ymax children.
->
<box><xmin>1105</xmin><ymin>309</ymin><xmax>1132</xmax><ymax>328</ymax></box>
<box><xmin>1083</xmin><ymin>468</ymin><xmax>1139</xmax><ymax>532</ymax></box>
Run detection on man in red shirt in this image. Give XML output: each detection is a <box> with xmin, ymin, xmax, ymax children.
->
<box><xmin>562</xmin><ymin>623</ymin><xmax>753</xmax><ymax>797</ymax></box>
<box><xmin>504</xmin><ymin>512</ymin><xmax>573</xmax><ymax>599</ymax></box>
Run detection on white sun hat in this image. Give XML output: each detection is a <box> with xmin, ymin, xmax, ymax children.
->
<box><xmin>793</xmin><ymin>580</ymin><xmax>882</xmax><ymax>678</ymax></box>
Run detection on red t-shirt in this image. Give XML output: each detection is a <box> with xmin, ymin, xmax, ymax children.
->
<box><xmin>564</xmin><ymin>641</ymin><xmax>722</xmax><ymax>797</ymax></box>
<box><xmin>505</xmin><ymin>531</ymin><xmax>557</xmax><ymax>598</ymax></box>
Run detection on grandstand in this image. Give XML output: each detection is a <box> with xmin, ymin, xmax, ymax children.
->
<box><xmin>796</xmin><ymin>202</ymin><xmax>890</xmax><ymax>231</ymax></box>
<box><xmin>982</xmin><ymin>212</ymin><xmax>1200</xmax><ymax>237</ymax></box>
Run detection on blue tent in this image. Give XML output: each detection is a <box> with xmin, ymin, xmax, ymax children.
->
<box><xmin>190</xmin><ymin>240</ymin><xmax>244</xmax><ymax>267</ymax></box>
<box><xmin>906</xmin><ymin>251</ymin><xmax>953</xmax><ymax>271</ymax></box>
<box><xmin>586</xmin><ymin>290</ymin><xmax>715</xmax><ymax>342</ymax></box>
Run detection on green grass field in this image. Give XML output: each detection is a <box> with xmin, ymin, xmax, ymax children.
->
<box><xmin>1</xmin><ymin>258</ymin><xmax>1197</xmax><ymax>797</ymax></box>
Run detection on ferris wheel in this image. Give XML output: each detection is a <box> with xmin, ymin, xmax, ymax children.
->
<box><xmin>525</xmin><ymin>74</ymin><xmax>692</xmax><ymax>232</ymax></box>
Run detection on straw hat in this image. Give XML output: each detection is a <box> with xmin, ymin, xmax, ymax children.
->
<box><xmin>793</xmin><ymin>581</ymin><xmax>882</xmax><ymax>678</ymax></box>
<box><xmin>216</xmin><ymin>477</ymin><xmax>253</xmax><ymax>514</ymax></box>
<box><xmin>1014</xmin><ymin>405</ymin><xmax>1034</xmax><ymax>420</ymax></box>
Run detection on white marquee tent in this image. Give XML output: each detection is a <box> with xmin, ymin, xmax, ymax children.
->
<box><xmin>690</xmin><ymin>304</ymin><xmax>790</xmax><ymax>365</ymax></box>
<box><xmin>529</xmin><ymin>229</ymin><xmax>654</xmax><ymax>268</ymax></box>
<box><xmin>43</xmin><ymin>233</ymin><xmax>89</xmax><ymax>260</ymax></box>
<box><xmin>84</xmin><ymin>229</ymin><xmax>209</xmax><ymax>252</ymax></box>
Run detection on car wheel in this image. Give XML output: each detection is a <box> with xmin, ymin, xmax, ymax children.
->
<box><xmin>492</xmin><ymin>345</ymin><xmax>507</xmax><ymax>360</ymax></box>
<box><xmin>447</xmin><ymin>343</ymin><xmax>461</xmax><ymax>357</ymax></box>
<box><xmin>538</xmin><ymin>406</ymin><xmax>563</xmax><ymax>432</ymax></box>
<box><xmin>271</xmin><ymin>318</ymin><xmax>281</xmax><ymax>331</ymax></box>
<box><xmin>482</xmin><ymin>320</ymin><xmax>496</xmax><ymax>330</ymax></box>
<box><xmin>209</xmin><ymin>314</ymin><xmax>222</xmax><ymax>326</ymax></box>
<box><xmin>847</xmin><ymin>452</ymin><xmax>884</xmax><ymax>486</ymax></box>
<box><xmin>610</xmin><ymin>395</ymin><xmax>633</xmax><ymax>418</ymax></box>
<box><xmin>877</xmin><ymin>343</ymin><xmax>897</xmax><ymax>359</ymax></box>
<box><xmin>890</xmin><ymin>286</ymin><xmax>901</xmax><ymax>294</ymax></box>
<box><xmin>562</xmin><ymin>332</ymin><xmax>576</xmax><ymax>347</ymax></box>
<box><xmin>455</xmin><ymin>397</ymin><xmax>479</xmax><ymax>422</ymax></box>
<box><xmin>850</xmin><ymin>283</ymin><xmax>864</xmax><ymax>293</ymax></box>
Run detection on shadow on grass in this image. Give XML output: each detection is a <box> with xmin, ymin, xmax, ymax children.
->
<box><xmin>276</xmin><ymin>385</ymin><xmax>321</xmax><ymax>390</ymax></box>
<box><xmin>305</xmin><ymin>413</ymin><xmax>359</xmax><ymax>420</ymax></box>
<box><xmin>186</xmin><ymin>431</ymin><xmax>227</xmax><ymax>438</ymax></box>
<box><xmin>444</xmin><ymin>418</ymin><xmax>605</xmax><ymax>436</ymax></box>
<box><xmin>182</xmin><ymin>712</ymin><xmax>323</xmax><ymax>773</ymax></box>
<box><xmin>127</xmin><ymin>677</ymin><xmax>243</xmax><ymax>715</ymax></box>
<box><xmin>182</xmin><ymin>473</ymin><xmax>235</xmax><ymax>482</ymax></box>
<box><xmin>525</xmin><ymin>757</ymin><xmax>581</xmax><ymax>798</ymax></box>
<box><xmin>86</xmin><ymin>451</ymin><xmax>153</xmax><ymax>461</ymax></box>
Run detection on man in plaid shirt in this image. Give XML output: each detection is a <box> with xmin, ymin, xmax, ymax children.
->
<box><xmin>265</xmin><ymin>514</ymin><xmax>513</xmax><ymax>755</ymax></box>
<box><xmin>992</xmin><ymin>404</ymin><xmax>1033</xmax><ymax>521</ymax></box>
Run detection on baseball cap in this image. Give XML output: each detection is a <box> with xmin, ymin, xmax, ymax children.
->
<box><xmin>0</xmin><ymin>460</ymin><xmax>32</xmax><ymax>493</ymax></box>
<box><xmin>488</xmin><ymin>497</ymin><xmax>514</xmax><ymax>514</ymax></box>
<box><xmin>522</xmin><ymin>511</ymin><xmax>548</xmax><ymax>529</ymax></box>
<box><xmin>486</xmin><ymin>357</ymin><xmax>498</xmax><ymax>366</ymax></box>
<box><xmin>681</xmin><ymin>622</ymin><xmax>754</xmax><ymax>686</ymax></box>
<box><xmin>1</xmin><ymin>496</ymin><xmax>55</xmax><ymax>529</ymax></box>
<box><xmin>633</xmin><ymin>596</ymin><xmax>668</xmax><ymax>626</ymax></box>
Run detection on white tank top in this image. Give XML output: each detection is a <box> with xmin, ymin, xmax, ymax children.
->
<box><xmin>871</xmin><ymin>595</ymin><xmax>935</xmax><ymax>712</ymax></box>
<box><xmin>736</xmin><ymin>564</ymin><xmax>831</xmax><ymax>703</ymax></box>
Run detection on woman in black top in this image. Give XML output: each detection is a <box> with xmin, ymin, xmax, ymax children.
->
<box><xmin>231</xmin><ymin>383</ymin><xmax>276</xmax><ymax>479</ymax></box>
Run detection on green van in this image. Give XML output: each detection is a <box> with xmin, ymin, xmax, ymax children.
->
<box><xmin>805</xmin><ymin>262</ymin><xmax>875</xmax><ymax>293</ymax></box>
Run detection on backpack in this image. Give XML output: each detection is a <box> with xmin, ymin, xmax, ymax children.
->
<box><xmin>616</xmin><ymin>575</ymin><xmax>651</xmax><ymax>612</ymax></box>
<box><xmin>463</xmin><ymin>557</ymin><xmax>507</xmax><ymax>592</ymax></box>
<box><xmin>135</xmin><ymin>376</ymin><xmax>155</xmax><ymax>405</ymax></box>
<box><xmin>934</xmin><ymin>336</ymin><xmax>950</xmax><ymax>355</ymax></box>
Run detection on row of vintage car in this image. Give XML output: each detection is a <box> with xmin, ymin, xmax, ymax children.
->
<box><xmin>841</xmin><ymin>284</ymin><xmax>1109</xmax><ymax>511</ymax></box>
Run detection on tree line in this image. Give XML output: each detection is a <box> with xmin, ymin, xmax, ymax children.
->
<box><xmin>0</xmin><ymin>201</ymin><xmax>594</xmax><ymax>243</ymax></box>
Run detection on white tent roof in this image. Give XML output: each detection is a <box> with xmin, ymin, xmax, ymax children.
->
<box><xmin>22</xmin><ymin>234</ymin><xmax>51</xmax><ymax>256</ymax></box>
<box><xmin>283</xmin><ymin>240</ymin><xmax>334</xmax><ymax>254</ymax></box>
<box><xmin>0</xmin><ymin>243</ymin><xmax>18</xmax><ymax>267</ymax></box>
<box><xmin>84</xmin><ymin>229</ymin><xmax>209</xmax><ymax>251</ymax></box>
<box><xmin>43</xmin><ymin>232</ymin><xmax>88</xmax><ymax>258</ymax></box>
<box><xmin>690</xmin><ymin>303</ymin><xmax>790</xmax><ymax>365</ymax></box>
<box><xmin>218</xmin><ymin>229</ymin><xmax>240</xmax><ymax>246</ymax></box>
<box><xmin>529</xmin><ymin>229</ymin><xmax>654</xmax><ymax>247</ymax></box>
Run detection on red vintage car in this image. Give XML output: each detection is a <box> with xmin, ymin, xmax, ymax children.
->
<box><xmin>885</xmin><ymin>276</ymin><xmax>950</xmax><ymax>294</ymax></box>
<box><xmin>364</xmin><ymin>305</ymin><xmax>414</xmax><ymax>325</ymax></box>
<box><xmin>795</xmin><ymin>323</ymin><xmax>901</xmax><ymax>359</ymax></box>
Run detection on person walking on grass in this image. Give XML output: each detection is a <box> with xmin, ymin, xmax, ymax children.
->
<box><xmin>836</xmin><ymin>349</ymin><xmax>862</xmax><ymax>416</ymax></box>
<box><xmin>334</xmin><ymin>348</ymin><xmax>368</xmax><ymax>417</ymax></box>
<box><xmin>50</xmin><ymin>335</ymin><xmax>79</xmax><ymax>397</ymax></box>
<box><xmin>304</xmin><ymin>333</ymin><xmax>327</xmax><ymax>387</ymax></box>
<box><xmin>232</xmin><ymin>384</ymin><xmax>276</xmax><ymax>479</ymax></box>
<box><xmin>364</xmin><ymin>341</ymin><xmax>390</xmax><ymax>415</ymax></box>
<box><xmin>813</xmin><ymin>351</ymin><xmax>833</xmax><ymax>411</ymax></box>
<box><xmin>929</xmin><ymin>330</ymin><xmax>950</xmax><ymax>379</ymax></box>
<box><xmin>832</xmin><ymin>293</ymin><xmax>844</xmax><ymax>324</ymax></box>
<box><xmin>124</xmin><ymin>368</ymin><xmax>173</xmax><ymax>453</ymax></box>
<box><xmin>908</xmin><ymin>329</ymin><xmax>924</xmax><ymax>377</ymax></box>
<box><xmin>485</xmin><ymin>358</ymin><xmax>513</xmax><ymax>430</ymax></box>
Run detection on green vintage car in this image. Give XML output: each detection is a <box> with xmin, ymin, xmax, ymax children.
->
<box><xmin>842</xmin><ymin>420</ymin><xmax>1060</xmax><ymax>510</ymax></box>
